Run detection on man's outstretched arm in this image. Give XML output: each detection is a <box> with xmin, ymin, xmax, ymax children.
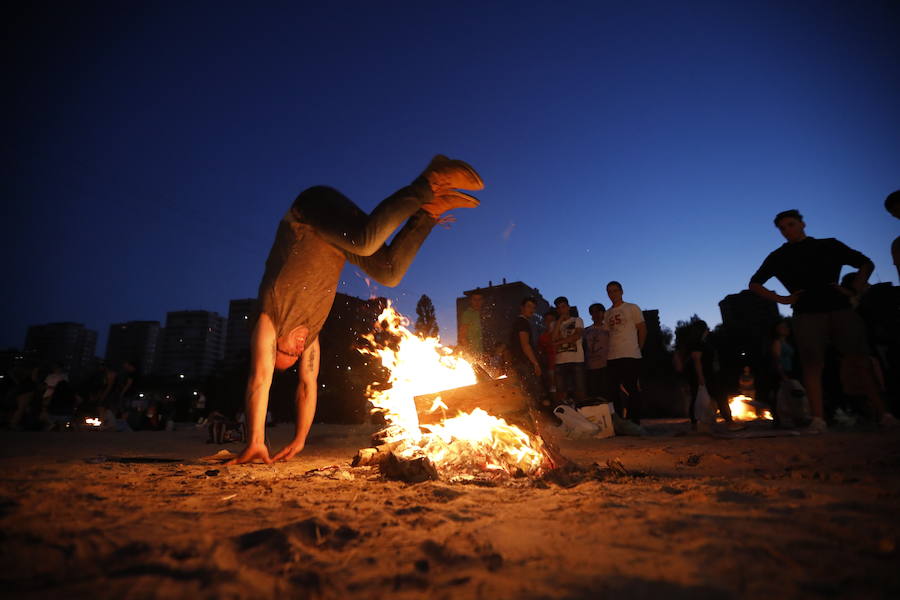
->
<box><xmin>227</xmin><ymin>313</ymin><xmax>278</xmax><ymax>465</ymax></box>
<box><xmin>273</xmin><ymin>337</ymin><xmax>319</xmax><ymax>461</ymax></box>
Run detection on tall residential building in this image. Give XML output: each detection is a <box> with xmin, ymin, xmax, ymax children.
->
<box><xmin>457</xmin><ymin>280</ymin><xmax>551</xmax><ymax>352</ymax></box>
<box><xmin>313</xmin><ymin>293</ymin><xmax>389</xmax><ymax>423</ymax></box>
<box><xmin>23</xmin><ymin>322</ymin><xmax>97</xmax><ymax>378</ymax></box>
<box><xmin>105</xmin><ymin>321</ymin><xmax>161</xmax><ymax>376</ymax></box>
<box><xmin>157</xmin><ymin>310</ymin><xmax>226</xmax><ymax>380</ymax></box>
<box><xmin>224</xmin><ymin>298</ymin><xmax>259</xmax><ymax>368</ymax></box>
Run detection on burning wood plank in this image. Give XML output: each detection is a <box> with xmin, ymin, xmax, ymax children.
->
<box><xmin>413</xmin><ymin>378</ymin><xmax>530</xmax><ymax>425</ymax></box>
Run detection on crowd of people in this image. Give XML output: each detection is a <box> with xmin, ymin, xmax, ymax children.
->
<box><xmin>461</xmin><ymin>282</ymin><xmax>655</xmax><ymax>435</ymax></box>
<box><xmin>460</xmin><ymin>202</ymin><xmax>899</xmax><ymax>436</ymax></box>
<box><xmin>1</xmin><ymin>359</ymin><xmax>176</xmax><ymax>433</ymax></box>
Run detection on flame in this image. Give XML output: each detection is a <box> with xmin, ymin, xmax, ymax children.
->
<box><xmin>359</xmin><ymin>302</ymin><xmax>548</xmax><ymax>477</ymax></box>
<box><xmin>728</xmin><ymin>395</ymin><xmax>773</xmax><ymax>421</ymax></box>
<box><xmin>85</xmin><ymin>417</ymin><xmax>102</xmax><ymax>427</ymax></box>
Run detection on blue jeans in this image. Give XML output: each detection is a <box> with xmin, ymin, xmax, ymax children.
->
<box><xmin>555</xmin><ymin>362</ymin><xmax>586</xmax><ymax>404</ymax></box>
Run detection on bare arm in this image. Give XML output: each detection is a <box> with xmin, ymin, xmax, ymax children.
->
<box><xmin>101</xmin><ymin>371</ymin><xmax>115</xmax><ymax>403</ymax></box>
<box><xmin>520</xmin><ymin>331</ymin><xmax>541</xmax><ymax>377</ymax></box>
<box><xmin>227</xmin><ymin>313</ymin><xmax>277</xmax><ymax>465</ymax></box>
<box><xmin>273</xmin><ymin>337</ymin><xmax>320</xmax><ymax>461</ymax></box>
<box><xmin>120</xmin><ymin>375</ymin><xmax>133</xmax><ymax>398</ymax></box>
<box><xmin>771</xmin><ymin>340</ymin><xmax>787</xmax><ymax>381</ymax></box>
<box><xmin>691</xmin><ymin>351</ymin><xmax>705</xmax><ymax>386</ymax></box>
<box><xmin>852</xmin><ymin>261</ymin><xmax>874</xmax><ymax>295</ymax></box>
<box><xmin>749</xmin><ymin>282</ymin><xmax>801</xmax><ymax>305</ymax></box>
<box><xmin>555</xmin><ymin>326</ymin><xmax>584</xmax><ymax>346</ymax></box>
<box><xmin>636</xmin><ymin>322</ymin><xmax>647</xmax><ymax>350</ymax></box>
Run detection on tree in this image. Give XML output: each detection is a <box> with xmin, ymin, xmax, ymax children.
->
<box><xmin>415</xmin><ymin>294</ymin><xmax>439</xmax><ymax>338</ymax></box>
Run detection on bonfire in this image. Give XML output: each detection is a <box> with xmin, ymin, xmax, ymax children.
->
<box><xmin>728</xmin><ymin>395</ymin><xmax>773</xmax><ymax>421</ymax></box>
<box><xmin>356</xmin><ymin>303</ymin><xmax>551</xmax><ymax>481</ymax></box>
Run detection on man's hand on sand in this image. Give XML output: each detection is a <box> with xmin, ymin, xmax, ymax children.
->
<box><xmin>226</xmin><ymin>442</ymin><xmax>273</xmax><ymax>465</ymax></box>
<box><xmin>272</xmin><ymin>438</ymin><xmax>306</xmax><ymax>462</ymax></box>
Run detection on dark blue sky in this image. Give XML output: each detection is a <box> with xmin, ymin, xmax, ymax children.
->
<box><xmin>5</xmin><ymin>1</ymin><xmax>899</xmax><ymax>351</ymax></box>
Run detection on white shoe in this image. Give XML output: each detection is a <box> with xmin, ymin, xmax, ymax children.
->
<box><xmin>806</xmin><ymin>417</ymin><xmax>828</xmax><ymax>433</ymax></box>
<box><xmin>880</xmin><ymin>413</ymin><xmax>899</xmax><ymax>428</ymax></box>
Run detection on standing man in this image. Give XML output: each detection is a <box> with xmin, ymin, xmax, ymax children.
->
<box><xmin>229</xmin><ymin>155</ymin><xmax>484</xmax><ymax>465</ymax></box>
<box><xmin>886</xmin><ymin>191</ymin><xmax>900</xmax><ymax>279</ymax></box>
<box><xmin>508</xmin><ymin>297</ymin><xmax>544</xmax><ymax>407</ymax></box>
<box><xmin>604</xmin><ymin>281</ymin><xmax>647</xmax><ymax>425</ymax></box>
<box><xmin>749</xmin><ymin>209</ymin><xmax>893</xmax><ymax>431</ymax></box>
<box><xmin>583</xmin><ymin>303</ymin><xmax>610</xmax><ymax>402</ymax></box>
<box><xmin>459</xmin><ymin>291</ymin><xmax>485</xmax><ymax>360</ymax></box>
<box><xmin>552</xmin><ymin>296</ymin><xmax>587</xmax><ymax>406</ymax></box>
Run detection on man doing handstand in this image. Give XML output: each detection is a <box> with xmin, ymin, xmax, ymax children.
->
<box><xmin>229</xmin><ymin>155</ymin><xmax>483</xmax><ymax>464</ymax></box>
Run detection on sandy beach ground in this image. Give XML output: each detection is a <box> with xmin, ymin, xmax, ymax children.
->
<box><xmin>1</xmin><ymin>419</ymin><xmax>898</xmax><ymax>599</ymax></box>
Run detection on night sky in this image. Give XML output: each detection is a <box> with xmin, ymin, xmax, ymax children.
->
<box><xmin>5</xmin><ymin>1</ymin><xmax>899</xmax><ymax>352</ymax></box>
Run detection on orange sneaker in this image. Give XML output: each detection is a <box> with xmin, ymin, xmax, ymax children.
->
<box><xmin>419</xmin><ymin>154</ymin><xmax>484</xmax><ymax>191</ymax></box>
<box><xmin>422</xmin><ymin>190</ymin><xmax>480</xmax><ymax>218</ymax></box>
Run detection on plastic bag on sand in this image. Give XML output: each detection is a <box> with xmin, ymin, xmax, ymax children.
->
<box><xmin>776</xmin><ymin>379</ymin><xmax>809</xmax><ymax>427</ymax></box>
<box><xmin>695</xmin><ymin>385</ymin><xmax>714</xmax><ymax>425</ymax></box>
<box><xmin>554</xmin><ymin>405</ymin><xmax>600</xmax><ymax>439</ymax></box>
<box><xmin>579</xmin><ymin>403</ymin><xmax>615</xmax><ymax>438</ymax></box>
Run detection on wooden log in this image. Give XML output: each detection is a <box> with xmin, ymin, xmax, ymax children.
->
<box><xmin>413</xmin><ymin>377</ymin><xmax>531</xmax><ymax>425</ymax></box>
<box><xmin>351</xmin><ymin>441</ymin><xmax>403</xmax><ymax>467</ymax></box>
<box><xmin>379</xmin><ymin>452</ymin><xmax>439</xmax><ymax>483</ymax></box>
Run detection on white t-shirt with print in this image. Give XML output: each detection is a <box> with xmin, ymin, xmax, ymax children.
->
<box><xmin>604</xmin><ymin>302</ymin><xmax>644</xmax><ymax>360</ymax></box>
<box><xmin>554</xmin><ymin>316</ymin><xmax>585</xmax><ymax>364</ymax></box>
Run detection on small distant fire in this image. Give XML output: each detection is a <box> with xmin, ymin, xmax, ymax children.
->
<box><xmin>359</xmin><ymin>303</ymin><xmax>549</xmax><ymax>478</ymax></box>
<box><xmin>728</xmin><ymin>395</ymin><xmax>773</xmax><ymax>421</ymax></box>
<box><xmin>85</xmin><ymin>417</ymin><xmax>102</xmax><ymax>427</ymax></box>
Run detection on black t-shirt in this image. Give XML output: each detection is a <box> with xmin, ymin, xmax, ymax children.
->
<box><xmin>508</xmin><ymin>316</ymin><xmax>534</xmax><ymax>366</ymax></box>
<box><xmin>750</xmin><ymin>237</ymin><xmax>871</xmax><ymax>314</ymax></box>
<box><xmin>686</xmin><ymin>337</ymin><xmax>717</xmax><ymax>388</ymax></box>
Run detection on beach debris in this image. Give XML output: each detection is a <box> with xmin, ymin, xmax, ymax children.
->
<box><xmin>200</xmin><ymin>449</ymin><xmax>236</xmax><ymax>463</ymax></box>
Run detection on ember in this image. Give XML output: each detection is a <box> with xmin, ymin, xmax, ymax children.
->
<box><xmin>358</xmin><ymin>303</ymin><xmax>550</xmax><ymax>479</ymax></box>
<box><xmin>728</xmin><ymin>395</ymin><xmax>773</xmax><ymax>421</ymax></box>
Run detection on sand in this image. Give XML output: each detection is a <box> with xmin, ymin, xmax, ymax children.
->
<box><xmin>1</xmin><ymin>420</ymin><xmax>898</xmax><ymax>599</ymax></box>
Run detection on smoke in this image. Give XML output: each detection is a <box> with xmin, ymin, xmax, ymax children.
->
<box><xmin>502</xmin><ymin>221</ymin><xmax>516</xmax><ymax>241</ymax></box>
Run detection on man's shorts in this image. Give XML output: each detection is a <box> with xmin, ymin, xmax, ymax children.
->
<box><xmin>793</xmin><ymin>308</ymin><xmax>870</xmax><ymax>366</ymax></box>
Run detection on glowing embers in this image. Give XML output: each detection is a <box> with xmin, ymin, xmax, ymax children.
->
<box><xmin>728</xmin><ymin>395</ymin><xmax>773</xmax><ymax>421</ymax></box>
<box><xmin>358</xmin><ymin>303</ymin><xmax>549</xmax><ymax>479</ymax></box>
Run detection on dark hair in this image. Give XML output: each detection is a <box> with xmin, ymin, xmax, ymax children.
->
<box><xmin>886</xmin><ymin>190</ymin><xmax>900</xmax><ymax>213</ymax></box>
<box><xmin>680</xmin><ymin>319</ymin><xmax>709</xmax><ymax>348</ymax></box>
<box><xmin>553</xmin><ymin>296</ymin><xmax>569</xmax><ymax>306</ymax></box>
<box><xmin>520</xmin><ymin>296</ymin><xmax>536</xmax><ymax>307</ymax></box>
<box><xmin>606</xmin><ymin>281</ymin><xmax>622</xmax><ymax>291</ymax></box>
<box><xmin>774</xmin><ymin>209</ymin><xmax>803</xmax><ymax>226</ymax></box>
<box><xmin>543</xmin><ymin>309</ymin><xmax>558</xmax><ymax>320</ymax></box>
<box><xmin>589</xmin><ymin>303</ymin><xmax>606</xmax><ymax>313</ymax></box>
